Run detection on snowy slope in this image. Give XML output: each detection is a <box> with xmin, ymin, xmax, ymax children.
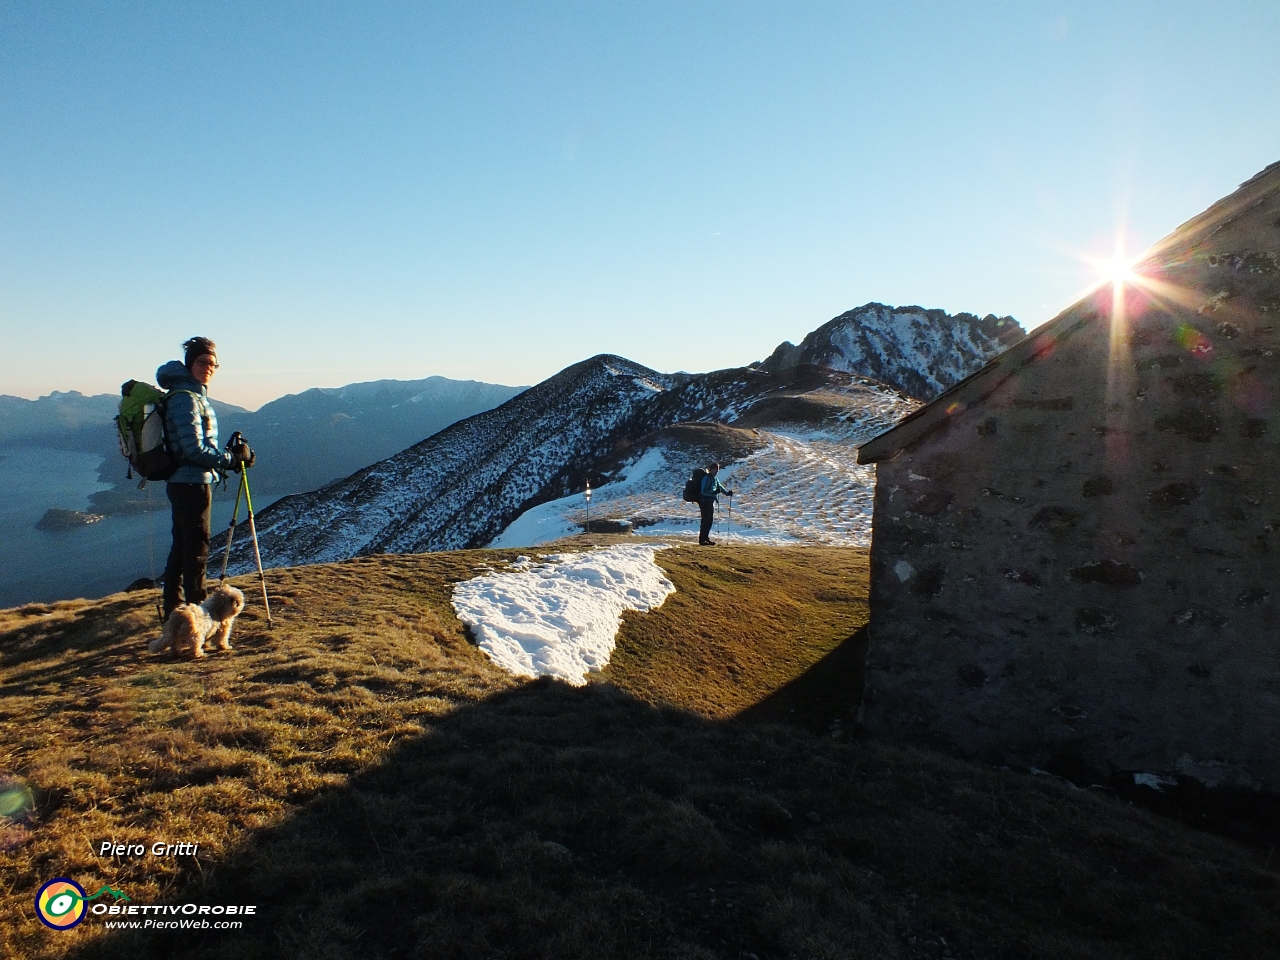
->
<box><xmin>491</xmin><ymin>380</ymin><xmax>914</xmax><ymax>549</ymax></box>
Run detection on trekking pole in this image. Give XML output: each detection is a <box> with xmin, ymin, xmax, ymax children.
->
<box><xmin>217</xmin><ymin>470</ymin><xmax>246</xmax><ymax>583</ymax></box>
<box><xmin>146</xmin><ymin>483</ymin><xmax>165</xmax><ymax>626</ymax></box>
<box><xmin>728</xmin><ymin>493</ymin><xmax>733</xmax><ymax>539</ymax></box>
<box><xmin>240</xmin><ymin>469</ymin><xmax>274</xmax><ymax>628</ymax></box>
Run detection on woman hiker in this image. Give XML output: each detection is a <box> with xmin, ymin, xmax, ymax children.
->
<box><xmin>158</xmin><ymin>337</ymin><xmax>254</xmax><ymax>620</ymax></box>
<box><xmin>698</xmin><ymin>461</ymin><xmax>734</xmax><ymax>546</ymax></box>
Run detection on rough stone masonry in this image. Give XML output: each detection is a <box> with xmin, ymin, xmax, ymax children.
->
<box><xmin>857</xmin><ymin>161</ymin><xmax>1280</xmax><ymax>794</ymax></box>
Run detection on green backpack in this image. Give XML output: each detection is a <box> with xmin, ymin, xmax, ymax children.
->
<box><xmin>115</xmin><ymin>380</ymin><xmax>189</xmax><ymax>482</ymax></box>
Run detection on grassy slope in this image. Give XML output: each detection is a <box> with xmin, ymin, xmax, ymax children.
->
<box><xmin>604</xmin><ymin>545</ymin><xmax>869</xmax><ymax>722</ymax></box>
<box><xmin>0</xmin><ymin>540</ymin><xmax>1276</xmax><ymax>960</ymax></box>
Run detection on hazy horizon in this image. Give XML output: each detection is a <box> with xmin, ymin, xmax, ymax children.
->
<box><xmin>0</xmin><ymin>372</ymin><xmax>533</xmax><ymax>414</ymax></box>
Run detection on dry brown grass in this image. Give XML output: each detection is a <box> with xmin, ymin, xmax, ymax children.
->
<box><xmin>0</xmin><ymin>540</ymin><xmax>1277</xmax><ymax>960</ymax></box>
<box><xmin>0</xmin><ymin>551</ymin><xmax>519</xmax><ymax>958</ymax></box>
<box><xmin>604</xmin><ymin>544</ymin><xmax>869</xmax><ymax>723</ymax></box>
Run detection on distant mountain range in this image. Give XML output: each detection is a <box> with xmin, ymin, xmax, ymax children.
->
<box><xmin>0</xmin><ymin>390</ymin><xmax>170</xmax><ymax>451</ymax></box>
<box><xmin>223</xmin><ymin>303</ymin><xmax>1024</xmax><ymax>572</ymax></box>
<box><xmin>0</xmin><ymin>377</ymin><xmax>526</xmax><ymax>513</ymax></box>
<box><xmin>211</xmin><ymin>377</ymin><xmax>527</xmax><ymax>497</ymax></box>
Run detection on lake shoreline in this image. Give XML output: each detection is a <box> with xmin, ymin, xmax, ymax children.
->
<box><xmin>0</xmin><ymin>446</ymin><xmax>299</xmax><ymax>608</ymax></box>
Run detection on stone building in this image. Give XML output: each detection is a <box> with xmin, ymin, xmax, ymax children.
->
<box><xmin>856</xmin><ymin>162</ymin><xmax>1280</xmax><ymax>793</ymax></box>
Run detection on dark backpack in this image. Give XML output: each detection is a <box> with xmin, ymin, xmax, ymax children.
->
<box><xmin>682</xmin><ymin>467</ymin><xmax>707</xmax><ymax>503</ymax></box>
<box><xmin>115</xmin><ymin>380</ymin><xmax>188</xmax><ymax>482</ymax></box>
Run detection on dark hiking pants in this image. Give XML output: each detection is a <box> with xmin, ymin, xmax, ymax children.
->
<box><xmin>163</xmin><ymin>482</ymin><xmax>212</xmax><ymax>618</ymax></box>
<box><xmin>698</xmin><ymin>498</ymin><xmax>715</xmax><ymax>543</ymax></box>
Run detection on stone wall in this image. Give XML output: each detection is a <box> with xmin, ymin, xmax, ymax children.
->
<box><xmin>860</xmin><ymin>222</ymin><xmax>1279</xmax><ymax>792</ymax></box>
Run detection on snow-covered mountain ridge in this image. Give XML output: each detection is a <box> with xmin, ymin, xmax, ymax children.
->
<box><xmin>758</xmin><ymin>302</ymin><xmax>1023</xmax><ymax>400</ymax></box>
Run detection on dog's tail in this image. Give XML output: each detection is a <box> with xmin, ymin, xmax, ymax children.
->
<box><xmin>148</xmin><ymin>635</ymin><xmax>169</xmax><ymax>654</ymax></box>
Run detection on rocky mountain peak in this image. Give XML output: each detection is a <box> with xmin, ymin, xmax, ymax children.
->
<box><xmin>758</xmin><ymin>302</ymin><xmax>1024</xmax><ymax>400</ymax></box>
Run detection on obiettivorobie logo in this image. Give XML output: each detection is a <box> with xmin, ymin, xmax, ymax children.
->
<box><xmin>35</xmin><ymin>876</ymin><xmax>258</xmax><ymax>932</ymax></box>
<box><xmin>35</xmin><ymin>879</ymin><xmax>131</xmax><ymax>930</ymax></box>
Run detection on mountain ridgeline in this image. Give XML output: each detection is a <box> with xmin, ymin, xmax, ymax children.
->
<box><xmin>222</xmin><ymin>304</ymin><xmax>1024</xmax><ymax>572</ymax></box>
<box><xmin>215</xmin><ymin>377</ymin><xmax>527</xmax><ymax>496</ymax></box>
<box><xmin>0</xmin><ymin>391</ymin><xmax>160</xmax><ymax>452</ymax></box>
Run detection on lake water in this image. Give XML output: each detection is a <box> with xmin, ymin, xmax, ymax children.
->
<box><xmin>0</xmin><ymin>447</ymin><xmax>291</xmax><ymax>608</ymax></box>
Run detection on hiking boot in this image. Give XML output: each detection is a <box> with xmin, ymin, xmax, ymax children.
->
<box><xmin>699</xmin><ymin>539</ymin><xmax>716</xmax><ymax>546</ymax></box>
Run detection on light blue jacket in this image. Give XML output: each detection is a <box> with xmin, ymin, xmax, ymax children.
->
<box><xmin>157</xmin><ymin>360</ymin><xmax>236</xmax><ymax>485</ymax></box>
<box><xmin>700</xmin><ymin>473</ymin><xmax>730</xmax><ymax>501</ymax></box>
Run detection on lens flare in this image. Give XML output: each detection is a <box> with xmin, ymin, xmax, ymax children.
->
<box><xmin>0</xmin><ymin>780</ymin><xmax>35</xmax><ymax>821</ymax></box>
<box><xmin>1175</xmin><ymin>323</ymin><xmax>1214</xmax><ymax>359</ymax></box>
<box><xmin>1106</xmin><ymin>257</ymin><xmax>1139</xmax><ymax>285</ymax></box>
<box><xmin>1085</xmin><ymin>232</ymin><xmax>1144</xmax><ymax>291</ymax></box>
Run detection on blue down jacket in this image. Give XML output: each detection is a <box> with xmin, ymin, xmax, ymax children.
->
<box><xmin>156</xmin><ymin>360</ymin><xmax>236</xmax><ymax>485</ymax></box>
<box><xmin>700</xmin><ymin>473</ymin><xmax>730</xmax><ymax>501</ymax></box>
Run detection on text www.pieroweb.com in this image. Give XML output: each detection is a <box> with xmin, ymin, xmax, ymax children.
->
<box><xmin>94</xmin><ymin>902</ymin><xmax>255</xmax><ymax>930</ymax></box>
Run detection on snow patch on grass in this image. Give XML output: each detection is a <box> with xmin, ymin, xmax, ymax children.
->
<box><xmin>451</xmin><ymin>544</ymin><xmax>676</xmax><ymax>685</ymax></box>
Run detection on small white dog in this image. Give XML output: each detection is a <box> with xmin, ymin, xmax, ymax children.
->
<box><xmin>149</xmin><ymin>584</ymin><xmax>245</xmax><ymax>659</ymax></box>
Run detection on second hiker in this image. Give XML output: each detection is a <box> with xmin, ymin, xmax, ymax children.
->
<box><xmin>158</xmin><ymin>337</ymin><xmax>255</xmax><ymax>620</ymax></box>
<box><xmin>697</xmin><ymin>461</ymin><xmax>734</xmax><ymax>546</ymax></box>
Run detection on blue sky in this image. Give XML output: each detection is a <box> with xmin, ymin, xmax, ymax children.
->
<box><xmin>2</xmin><ymin>1</ymin><xmax>1278</xmax><ymax>409</ymax></box>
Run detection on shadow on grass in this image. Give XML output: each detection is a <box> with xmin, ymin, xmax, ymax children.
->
<box><xmin>735</xmin><ymin>626</ymin><xmax>868</xmax><ymax>734</ymax></box>
<box><xmin>65</xmin><ymin>676</ymin><xmax>1280</xmax><ymax>960</ymax></box>
<box><xmin>0</xmin><ymin>596</ymin><xmax>154</xmax><ymax>696</ymax></box>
